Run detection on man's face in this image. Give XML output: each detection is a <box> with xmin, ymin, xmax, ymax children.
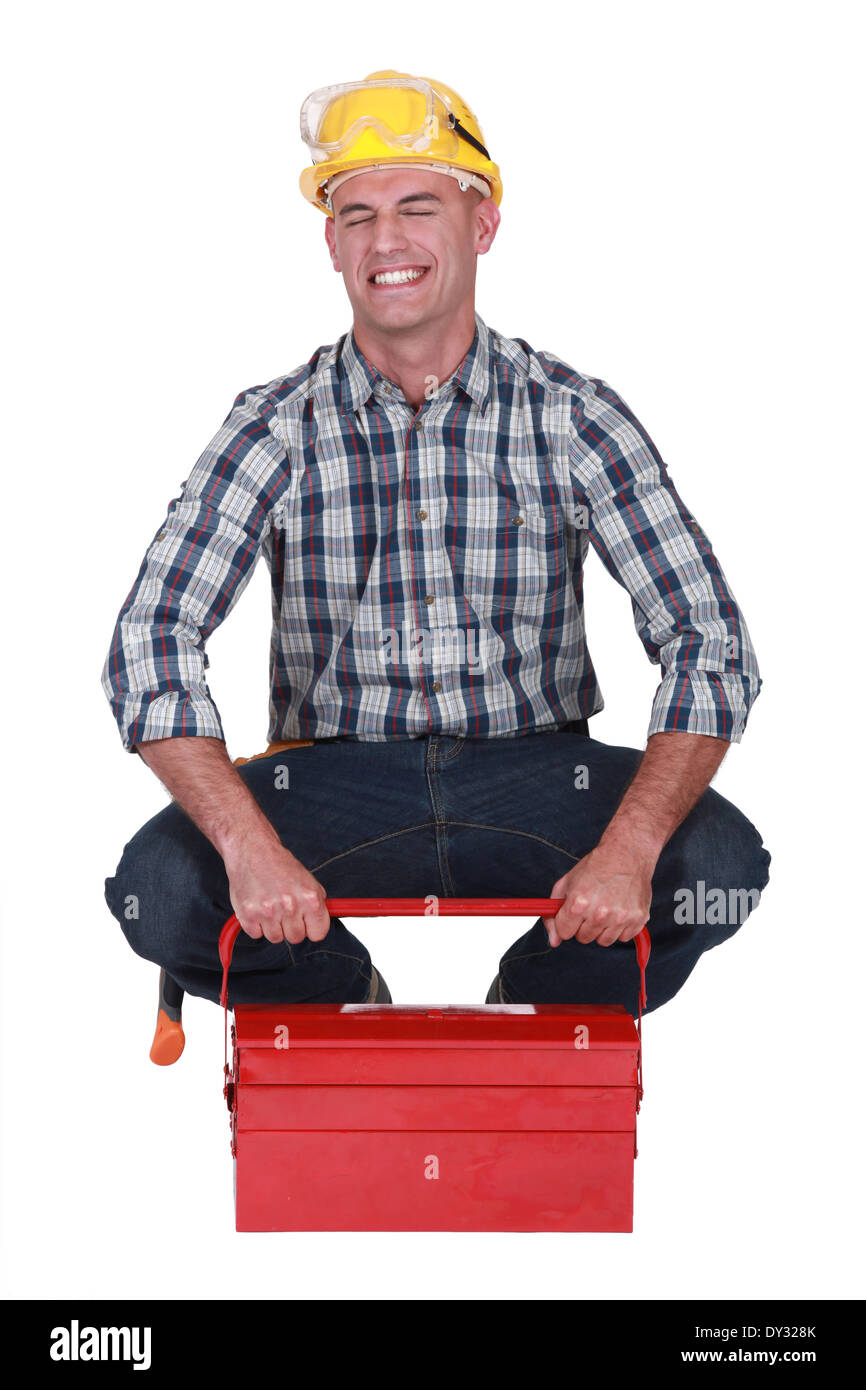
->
<box><xmin>324</xmin><ymin>166</ymin><xmax>498</xmax><ymax>333</ymax></box>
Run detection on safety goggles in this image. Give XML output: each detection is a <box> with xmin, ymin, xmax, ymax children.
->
<box><xmin>300</xmin><ymin>75</ymin><xmax>491</xmax><ymax>163</ymax></box>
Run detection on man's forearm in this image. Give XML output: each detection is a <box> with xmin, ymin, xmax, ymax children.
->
<box><xmin>542</xmin><ymin>729</ymin><xmax>730</xmax><ymax>946</ymax></box>
<box><xmin>134</xmin><ymin>737</ymin><xmax>286</xmax><ymax>863</ymax></box>
<box><xmin>135</xmin><ymin>737</ymin><xmax>332</xmax><ymax>945</ymax></box>
<box><xmin>597</xmin><ymin>730</ymin><xmax>729</xmax><ymax>866</ymax></box>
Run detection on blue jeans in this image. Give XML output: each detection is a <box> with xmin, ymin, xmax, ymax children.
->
<box><xmin>104</xmin><ymin>731</ymin><xmax>771</xmax><ymax>1016</ymax></box>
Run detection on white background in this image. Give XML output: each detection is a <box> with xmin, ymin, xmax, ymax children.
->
<box><xmin>2</xmin><ymin>0</ymin><xmax>863</xmax><ymax>1301</ymax></box>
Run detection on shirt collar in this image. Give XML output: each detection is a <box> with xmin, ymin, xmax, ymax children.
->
<box><xmin>338</xmin><ymin>310</ymin><xmax>492</xmax><ymax>416</ymax></box>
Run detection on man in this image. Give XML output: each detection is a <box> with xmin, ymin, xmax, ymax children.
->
<box><xmin>103</xmin><ymin>70</ymin><xmax>770</xmax><ymax>1016</ymax></box>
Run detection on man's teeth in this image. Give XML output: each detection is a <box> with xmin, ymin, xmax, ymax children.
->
<box><xmin>372</xmin><ymin>268</ymin><xmax>427</xmax><ymax>285</ymax></box>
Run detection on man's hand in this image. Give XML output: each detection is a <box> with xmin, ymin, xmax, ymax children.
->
<box><xmin>542</xmin><ymin>840</ymin><xmax>654</xmax><ymax>947</ymax></box>
<box><xmin>541</xmin><ymin>730</ymin><xmax>730</xmax><ymax>948</ymax></box>
<box><xmin>224</xmin><ymin>838</ymin><xmax>332</xmax><ymax>945</ymax></box>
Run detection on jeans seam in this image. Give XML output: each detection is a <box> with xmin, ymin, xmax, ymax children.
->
<box><xmin>423</xmin><ymin>745</ymin><xmax>445</xmax><ymax>823</ymax></box>
<box><xmin>309</xmin><ymin>822</ymin><xmax>436</xmax><ymax>874</ymax></box>
<box><xmin>502</xmin><ymin>944</ymin><xmax>554</xmax><ymax>971</ymax></box>
<box><xmin>440</xmin><ymin>738</ymin><xmax>465</xmax><ymax>763</ymax></box>
<box><xmin>291</xmin><ymin>946</ymin><xmax>369</xmax><ymax>969</ymax></box>
<box><xmin>260</xmin><ymin>943</ymin><xmax>369</xmax><ymax>972</ymax></box>
<box><xmin>423</xmin><ymin>741</ymin><xmax>458</xmax><ymax>896</ymax></box>
<box><xmin>438</xmin><ymin>819</ymin><xmax>585</xmax><ymax>863</ymax></box>
<box><xmin>436</xmin><ymin>822</ymin><xmax>457</xmax><ymax>896</ymax></box>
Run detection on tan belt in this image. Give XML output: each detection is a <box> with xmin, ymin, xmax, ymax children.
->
<box><xmin>233</xmin><ymin>738</ymin><xmax>316</xmax><ymax>768</ymax></box>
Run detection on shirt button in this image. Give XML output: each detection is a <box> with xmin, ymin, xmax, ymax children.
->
<box><xmin>416</xmin><ymin>509</ymin><xmax>428</xmax><ymax>520</ymax></box>
<box><xmin>513</xmin><ymin>515</ymin><xmax>525</xmax><ymax>526</ymax></box>
<box><xmin>423</xmin><ymin>594</ymin><xmax>435</xmax><ymax>606</ymax></box>
<box><xmin>431</xmin><ymin>681</ymin><xmax>442</xmax><ymax>693</ymax></box>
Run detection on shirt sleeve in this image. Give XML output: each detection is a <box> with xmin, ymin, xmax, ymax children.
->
<box><xmin>101</xmin><ymin>386</ymin><xmax>291</xmax><ymax>753</ymax></box>
<box><xmin>567</xmin><ymin>377</ymin><xmax>762</xmax><ymax>744</ymax></box>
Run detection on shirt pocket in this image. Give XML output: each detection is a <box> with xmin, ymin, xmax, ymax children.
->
<box><xmin>517</xmin><ymin>504</ymin><xmax>569</xmax><ymax>602</ymax></box>
<box><xmin>450</xmin><ymin>495</ymin><xmax>566</xmax><ymax>608</ymax></box>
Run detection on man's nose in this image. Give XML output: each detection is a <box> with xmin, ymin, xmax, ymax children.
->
<box><xmin>369</xmin><ymin>210</ymin><xmax>411</xmax><ymax>253</ymax></box>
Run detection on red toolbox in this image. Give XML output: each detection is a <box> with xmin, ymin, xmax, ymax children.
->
<box><xmin>219</xmin><ymin>899</ymin><xmax>649</xmax><ymax>1233</ymax></box>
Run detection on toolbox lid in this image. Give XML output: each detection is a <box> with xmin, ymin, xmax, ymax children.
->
<box><xmin>232</xmin><ymin>1003</ymin><xmax>638</xmax><ymax>1050</ymax></box>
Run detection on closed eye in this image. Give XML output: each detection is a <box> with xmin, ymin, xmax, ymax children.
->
<box><xmin>347</xmin><ymin>211</ymin><xmax>435</xmax><ymax>226</ymax></box>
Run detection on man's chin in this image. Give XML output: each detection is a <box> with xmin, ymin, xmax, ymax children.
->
<box><xmin>359</xmin><ymin>299</ymin><xmax>434</xmax><ymax>333</ymax></box>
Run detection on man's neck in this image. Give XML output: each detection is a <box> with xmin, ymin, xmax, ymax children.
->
<box><xmin>352</xmin><ymin>304</ymin><xmax>477</xmax><ymax>412</ymax></box>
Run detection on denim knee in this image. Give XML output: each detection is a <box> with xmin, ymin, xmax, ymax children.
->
<box><xmin>104</xmin><ymin>813</ymin><xmax>227</xmax><ymax>972</ymax></box>
<box><xmin>667</xmin><ymin>791</ymin><xmax>771</xmax><ymax>947</ymax></box>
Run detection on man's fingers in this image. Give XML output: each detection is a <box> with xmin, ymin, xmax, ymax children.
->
<box><xmin>276</xmin><ymin>889</ymin><xmax>330</xmax><ymax>944</ymax></box>
<box><xmin>235</xmin><ymin>901</ymin><xmax>265</xmax><ymax>940</ymax></box>
<box><xmin>274</xmin><ymin>895</ymin><xmax>307</xmax><ymax>945</ymax></box>
<box><xmin>544</xmin><ymin>881</ymin><xmax>569</xmax><ymax>944</ymax></box>
<box><xmin>619</xmin><ymin>917</ymin><xmax>649</xmax><ymax>944</ymax></box>
<box><xmin>232</xmin><ymin>891</ymin><xmax>330</xmax><ymax>947</ymax></box>
<box><xmin>542</xmin><ymin>913</ymin><xmax>560</xmax><ymax>946</ymax></box>
<box><xmin>594</xmin><ymin>915</ymin><xmax>648</xmax><ymax>948</ymax></box>
<box><xmin>302</xmin><ymin>896</ymin><xmax>332</xmax><ymax>942</ymax></box>
<box><xmin>544</xmin><ymin>859</ymin><xmax>652</xmax><ymax>950</ymax></box>
<box><xmin>262</xmin><ymin>904</ymin><xmax>288</xmax><ymax>945</ymax></box>
<box><xmin>596</xmin><ymin>923</ymin><xmax>624</xmax><ymax>948</ymax></box>
<box><xmin>581</xmin><ymin>904</ymin><xmax>631</xmax><ymax>945</ymax></box>
<box><xmin>555</xmin><ymin>894</ymin><xmax>590</xmax><ymax>942</ymax></box>
<box><xmin>247</xmin><ymin>896</ymin><xmax>300</xmax><ymax>945</ymax></box>
<box><xmin>573</xmin><ymin>902</ymin><xmax>608</xmax><ymax>945</ymax></box>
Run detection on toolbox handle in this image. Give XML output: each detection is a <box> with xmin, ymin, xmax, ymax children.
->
<box><xmin>219</xmin><ymin>900</ymin><xmax>649</xmax><ymax>1007</ymax></box>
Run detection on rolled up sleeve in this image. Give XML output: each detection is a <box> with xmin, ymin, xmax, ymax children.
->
<box><xmin>101</xmin><ymin>386</ymin><xmax>290</xmax><ymax>752</ymax></box>
<box><xmin>567</xmin><ymin>378</ymin><xmax>762</xmax><ymax>744</ymax></box>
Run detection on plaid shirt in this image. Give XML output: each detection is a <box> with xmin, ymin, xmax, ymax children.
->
<box><xmin>102</xmin><ymin>311</ymin><xmax>761</xmax><ymax>751</ymax></box>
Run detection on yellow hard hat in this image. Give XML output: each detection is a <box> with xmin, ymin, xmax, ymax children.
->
<box><xmin>299</xmin><ymin>70</ymin><xmax>502</xmax><ymax>217</ymax></box>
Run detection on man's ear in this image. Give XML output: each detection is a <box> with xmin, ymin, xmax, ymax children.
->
<box><xmin>474</xmin><ymin>198</ymin><xmax>501</xmax><ymax>256</ymax></box>
<box><xmin>324</xmin><ymin>217</ymin><xmax>341</xmax><ymax>272</ymax></box>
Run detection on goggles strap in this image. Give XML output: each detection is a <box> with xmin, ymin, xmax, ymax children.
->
<box><xmin>447</xmin><ymin>113</ymin><xmax>490</xmax><ymax>160</ymax></box>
